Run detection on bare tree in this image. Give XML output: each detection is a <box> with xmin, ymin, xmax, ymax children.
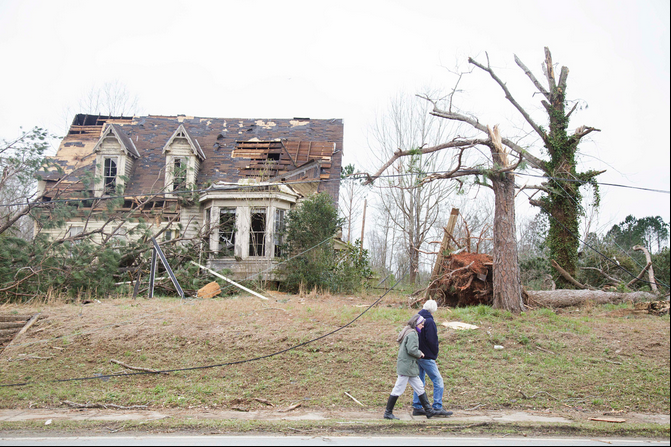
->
<box><xmin>367</xmin><ymin>92</ymin><xmax>459</xmax><ymax>284</ymax></box>
<box><xmin>79</xmin><ymin>80</ymin><xmax>140</xmax><ymax>116</ymax></box>
<box><xmin>339</xmin><ymin>164</ymin><xmax>367</xmax><ymax>244</ymax></box>
<box><xmin>441</xmin><ymin>48</ymin><xmax>602</xmax><ymax>287</ymax></box>
<box><xmin>366</xmin><ymin>123</ymin><xmax>525</xmax><ymax>311</ymax></box>
<box><xmin>61</xmin><ymin>80</ymin><xmax>141</xmax><ymax>133</ymax></box>
<box><xmin>366</xmin><ymin>48</ymin><xmax>602</xmax><ymax>311</ymax></box>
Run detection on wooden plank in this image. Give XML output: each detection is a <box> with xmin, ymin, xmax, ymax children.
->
<box><xmin>0</xmin><ymin>322</ymin><xmax>26</xmax><ymax>330</ymax></box>
<box><xmin>0</xmin><ymin>315</ymin><xmax>33</xmax><ymax>322</ymax></box>
<box><xmin>589</xmin><ymin>417</ymin><xmax>626</xmax><ymax>423</ymax></box>
<box><xmin>0</xmin><ymin>328</ymin><xmax>19</xmax><ymax>337</ymax></box>
<box><xmin>294</xmin><ymin>141</ymin><xmax>301</xmax><ymax>161</ymax></box>
<box><xmin>0</xmin><ymin>313</ymin><xmax>40</xmax><ymax>355</ymax></box>
<box><xmin>191</xmin><ymin>261</ymin><xmax>268</xmax><ymax>301</ymax></box>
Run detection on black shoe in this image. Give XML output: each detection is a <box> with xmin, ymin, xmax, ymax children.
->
<box><xmin>433</xmin><ymin>408</ymin><xmax>454</xmax><ymax>417</ymax></box>
<box><xmin>412</xmin><ymin>407</ymin><xmax>426</xmax><ymax>416</ymax></box>
<box><xmin>417</xmin><ymin>393</ymin><xmax>436</xmax><ymax>419</ymax></box>
<box><xmin>383</xmin><ymin>395</ymin><xmax>400</xmax><ymax>420</ymax></box>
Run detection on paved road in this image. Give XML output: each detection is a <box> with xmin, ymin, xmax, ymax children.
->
<box><xmin>1</xmin><ymin>436</ymin><xmax>669</xmax><ymax>446</ymax></box>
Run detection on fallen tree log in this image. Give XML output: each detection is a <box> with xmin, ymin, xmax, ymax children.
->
<box><xmin>525</xmin><ymin>290</ymin><xmax>658</xmax><ymax>309</ymax></box>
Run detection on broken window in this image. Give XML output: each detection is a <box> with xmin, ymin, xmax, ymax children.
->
<box><xmin>173</xmin><ymin>158</ymin><xmax>187</xmax><ymax>191</ymax></box>
<box><xmin>249</xmin><ymin>208</ymin><xmax>266</xmax><ymax>257</ymax></box>
<box><xmin>219</xmin><ymin>208</ymin><xmax>236</xmax><ymax>257</ymax></box>
<box><xmin>103</xmin><ymin>157</ymin><xmax>117</xmax><ymax>194</ymax></box>
<box><xmin>274</xmin><ymin>209</ymin><xmax>286</xmax><ymax>257</ymax></box>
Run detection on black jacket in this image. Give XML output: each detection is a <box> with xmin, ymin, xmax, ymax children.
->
<box><xmin>417</xmin><ymin>308</ymin><xmax>439</xmax><ymax>360</ymax></box>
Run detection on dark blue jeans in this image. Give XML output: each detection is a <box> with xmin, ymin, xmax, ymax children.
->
<box><xmin>412</xmin><ymin>359</ymin><xmax>445</xmax><ymax>410</ymax></box>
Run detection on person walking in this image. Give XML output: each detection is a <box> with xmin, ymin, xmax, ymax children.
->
<box><xmin>383</xmin><ymin>314</ymin><xmax>437</xmax><ymax>420</ymax></box>
<box><xmin>411</xmin><ymin>299</ymin><xmax>453</xmax><ymax>417</ymax></box>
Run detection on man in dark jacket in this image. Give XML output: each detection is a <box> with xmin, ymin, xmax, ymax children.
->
<box><xmin>412</xmin><ymin>299</ymin><xmax>453</xmax><ymax>417</ymax></box>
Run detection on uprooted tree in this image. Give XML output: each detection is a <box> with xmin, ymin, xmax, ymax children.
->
<box><xmin>366</xmin><ymin>47</ymin><xmax>603</xmax><ymax>313</ymax></box>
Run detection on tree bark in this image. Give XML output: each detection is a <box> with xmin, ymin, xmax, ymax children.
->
<box><xmin>525</xmin><ymin>290</ymin><xmax>657</xmax><ymax>308</ymax></box>
<box><xmin>488</xmin><ymin>126</ymin><xmax>524</xmax><ymax>313</ymax></box>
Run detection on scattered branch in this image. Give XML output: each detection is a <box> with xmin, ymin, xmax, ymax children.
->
<box><xmin>277</xmin><ymin>403</ymin><xmax>301</xmax><ymax>412</ymax></box>
<box><xmin>344</xmin><ymin>392</ymin><xmax>365</xmax><ymax>407</ymax></box>
<box><xmin>62</xmin><ymin>400</ymin><xmax>148</xmax><ymax>410</ymax></box>
<box><xmin>580</xmin><ymin>267</ymin><xmax>621</xmax><ymax>285</ymax></box>
<box><xmin>110</xmin><ymin>359</ymin><xmax>167</xmax><ymax>374</ymax></box>
<box><xmin>626</xmin><ymin>262</ymin><xmax>652</xmax><ymax>289</ymax></box>
<box><xmin>550</xmin><ymin>259</ymin><xmax>597</xmax><ymax>290</ymax></box>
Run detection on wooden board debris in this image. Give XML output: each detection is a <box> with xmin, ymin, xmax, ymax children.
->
<box><xmin>197</xmin><ymin>281</ymin><xmax>221</xmax><ymax>299</ymax></box>
<box><xmin>589</xmin><ymin>417</ymin><xmax>626</xmax><ymax>423</ymax></box>
<box><xmin>442</xmin><ymin>321</ymin><xmax>479</xmax><ymax>330</ymax></box>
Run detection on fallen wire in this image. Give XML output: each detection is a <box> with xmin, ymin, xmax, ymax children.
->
<box><xmin>0</xmin><ymin>274</ymin><xmax>408</xmax><ymax>389</ymax></box>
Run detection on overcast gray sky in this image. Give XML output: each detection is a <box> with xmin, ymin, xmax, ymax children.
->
<box><xmin>1</xmin><ymin>0</ymin><xmax>669</xmax><ymax>234</ymax></box>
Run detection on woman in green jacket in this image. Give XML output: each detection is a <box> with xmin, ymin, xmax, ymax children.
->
<box><xmin>383</xmin><ymin>314</ymin><xmax>436</xmax><ymax>420</ymax></box>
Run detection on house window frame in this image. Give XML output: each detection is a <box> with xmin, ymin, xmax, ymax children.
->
<box><xmin>274</xmin><ymin>208</ymin><xmax>286</xmax><ymax>258</ymax></box>
<box><xmin>249</xmin><ymin>207</ymin><xmax>267</xmax><ymax>257</ymax></box>
<box><xmin>218</xmin><ymin>207</ymin><xmax>237</xmax><ymax>257</ymax></box>
<box><xmin>172</xmin><ymin>157</ymin><xmax>187</xmax><ymax>192</ymax></box>
<box><xmin>103</xmin><ymin>156</ymin><xmax>118</xmax><ymax>195</ymax></box>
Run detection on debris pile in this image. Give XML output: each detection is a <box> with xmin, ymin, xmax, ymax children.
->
<box><xmin>430</xmin><ymin>252</ymin><xmax>493</xmax><ymax>307</ymax></box>
<box><xmin>0</xmin><ymin>313</ymin><xmax>46</xmax><ymax>352</ymax></box>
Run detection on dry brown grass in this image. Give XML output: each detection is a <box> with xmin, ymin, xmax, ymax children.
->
<box><xmin>0</xmin><ymin>293</ymin><xmax>668</xmax><ymax>420</ymax></box>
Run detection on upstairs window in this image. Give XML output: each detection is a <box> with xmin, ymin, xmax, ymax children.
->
<box><xmin>173</xmin><ymin>158</ymin><xmax>187</xmax><ymax>192</ymax></box>
<box><xmin>103</xmin><ymin>157</ymin><xmax>117</xmax><ymax>194</ymax></box>
<box><xmin>249</xmin><ymin>208</ymin><xmax>266</xmax><ymax>257</ymax></box>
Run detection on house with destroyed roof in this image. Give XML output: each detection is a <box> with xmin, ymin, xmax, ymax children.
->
<box><xmin>37</xmin><ymin>114</ymin><xmax>344</xmax><ymax>280</ymax></box>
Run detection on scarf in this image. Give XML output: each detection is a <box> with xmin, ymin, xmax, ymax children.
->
<box><xmin>396</xmin><ymin>315</ymin><xmax>425</xmax><ymax>344</ymax></box>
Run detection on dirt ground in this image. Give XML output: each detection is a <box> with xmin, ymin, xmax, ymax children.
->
<box><xmin>0</xmin><ymin>291</ymin><xmax>669</xmax><ymax>437</ymax></box>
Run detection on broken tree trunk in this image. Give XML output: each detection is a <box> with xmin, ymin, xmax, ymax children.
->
<box><xmin>551</xmin><ymin>259</ymin><xmax>597</xmax><ymax>290</ymax></box>
<box><xmin>632</xmin><ymin>245</ymin><xmax>658</xmax><ymax>293</ymax></box>
<box><xmin>626</xmin><ymin>262</ymin><xmax>652</xmax><ymax>289</ymax></box>
<box><xmin>524</xmin><ymin>290</ymin><xmax>657</xmax><ymax>308</ymax></box>
<box><xmin>488</xmin><ymin>125</ymin><xmax>524</xmax><ymax>313</ymax></box>
<box><xmin>427</xmin><ymin>208</ymin><xmax>459</xmax><ymax>299</ymax></box>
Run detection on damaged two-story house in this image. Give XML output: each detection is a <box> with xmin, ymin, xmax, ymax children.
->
<box><xmin>37</xmin><ymin>114</ymin><xmax>343</xmax><ymax>280</ymax></box>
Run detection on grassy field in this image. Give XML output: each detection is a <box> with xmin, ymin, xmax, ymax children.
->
<box><xmin>0</xmin><ymin>290</ymin><xmax>669</xmax><ymax>433</ymax></box>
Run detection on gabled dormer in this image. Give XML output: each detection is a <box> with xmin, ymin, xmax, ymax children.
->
<box><xmin>92</xmin><ymin>124</ymin><xmax>140</xmax><ymax>197</ymax></box>
<box><xmin>163</xmin><ymin>124</ymin><xmax>206</xmax><ymax>195</ymax></box>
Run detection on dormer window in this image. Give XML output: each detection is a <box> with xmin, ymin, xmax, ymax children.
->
<box><xmin>163</xmin><ymin>124</ymin><xmax>206</xmax><ymax>196</ymax></box>
<box><xmin>92</xmin><ymin>124</ymin><xmax>139</xmax><ymax>197</ymax></box>
<box><xmin>103</xmin><ymin>157</ymin><xmax>118</xmax><ymax>194</ymax></box>
<box><xmin>173</xmin><ymin>158</ymin><xmax>187</xmax><ymax>192</ymax></box>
